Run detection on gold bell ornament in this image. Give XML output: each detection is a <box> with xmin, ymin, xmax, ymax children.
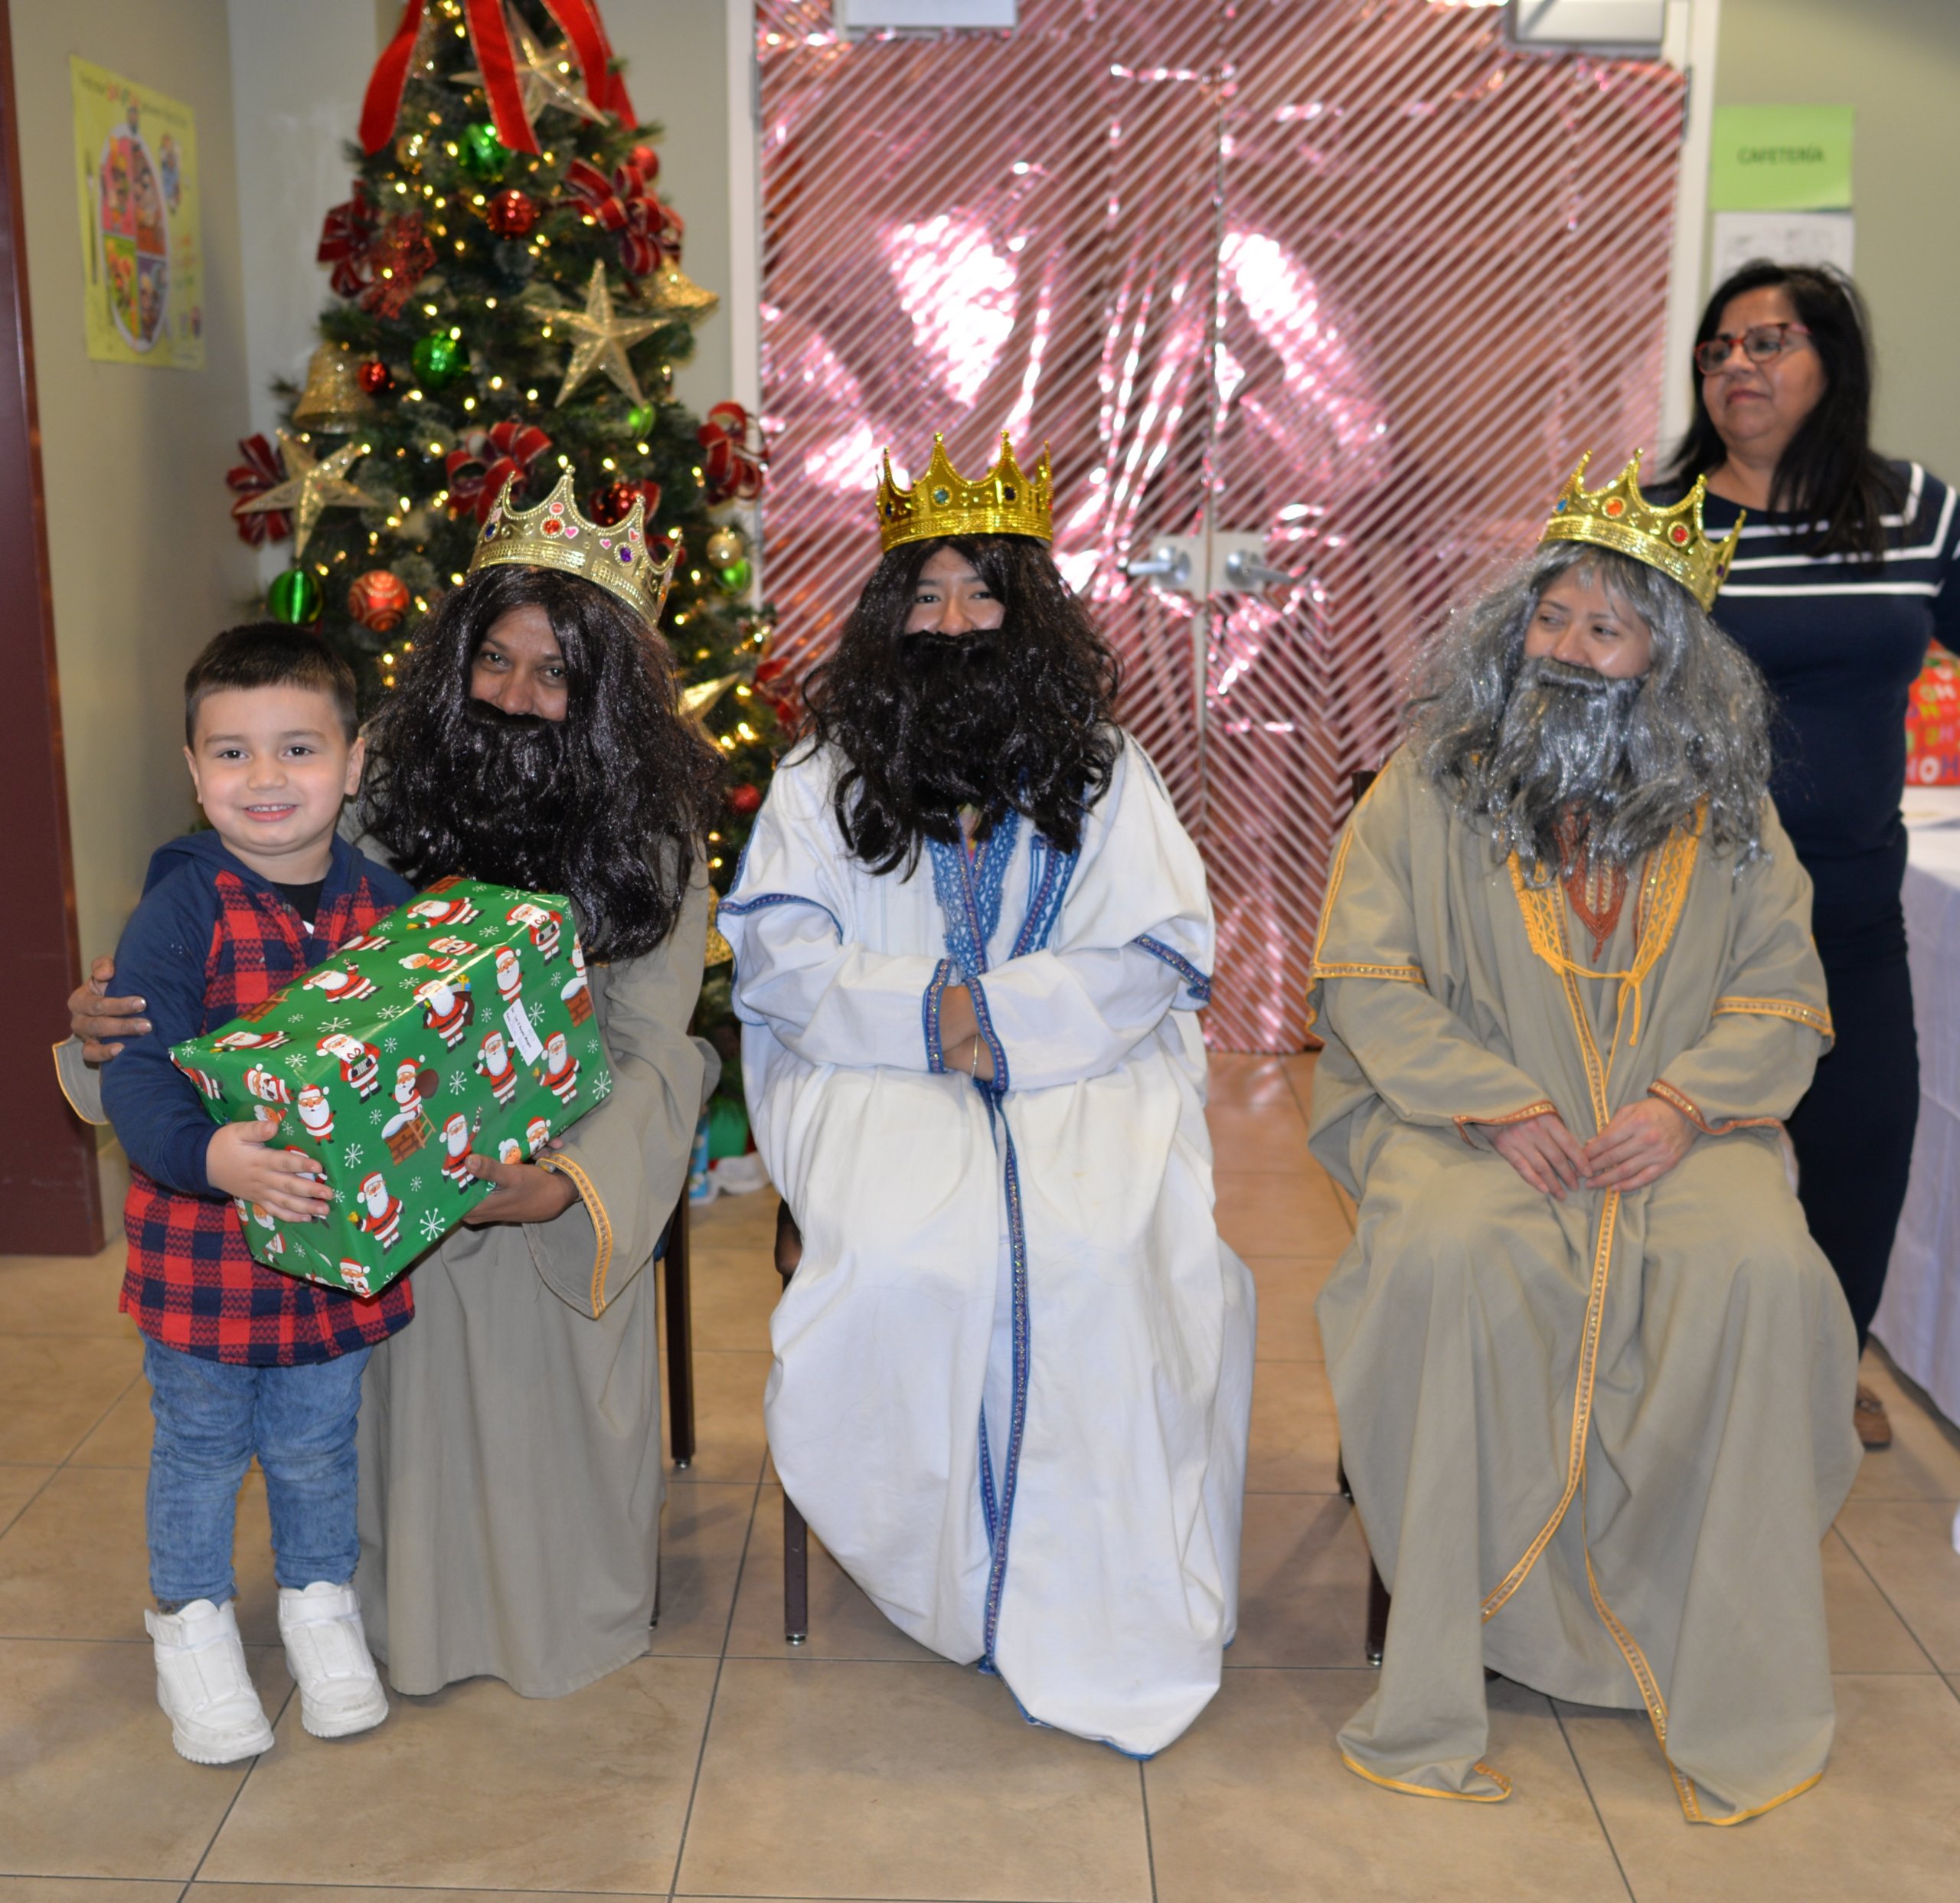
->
<box><xmin>291</xmin><ymin>343</ymin><xmax>375</xmax><ymax>433</ymax></box>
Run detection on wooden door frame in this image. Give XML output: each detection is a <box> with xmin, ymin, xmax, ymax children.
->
<box><xmin>0</xmin><ymin>0</ymin><xmax>106</xmax><ymax>1254</ymax></box>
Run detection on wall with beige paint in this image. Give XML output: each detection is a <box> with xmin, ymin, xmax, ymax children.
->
<box><xmin>11</xmin><ymin>0</ymin><xmax>256</xmax><ymax>974</ymax></box>
<box><xmin>1709</xmin><ymin>0</ymin><xmax>1960</xmax><ymax>481</ymax></box>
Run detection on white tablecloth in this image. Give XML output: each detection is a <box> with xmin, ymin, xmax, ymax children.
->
<box><xmin>1870</xmin><ymin>786</ymin><xmax>1960</xmax><ymax>1425</ymax></box>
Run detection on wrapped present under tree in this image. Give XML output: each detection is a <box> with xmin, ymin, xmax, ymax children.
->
<box><xmin>172</xmin><ymin>875</ymin><xmax>612</xmax><ymax>1300</ymax></box>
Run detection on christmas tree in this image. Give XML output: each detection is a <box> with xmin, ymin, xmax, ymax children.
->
<box><xmin>224</xmin><ymin>0</ymin><xmax>779</xmax><ymax>973</ymax></box>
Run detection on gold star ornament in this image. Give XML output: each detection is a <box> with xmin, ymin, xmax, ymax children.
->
<box><xmin>237</xmin><ymin>431</ymin><xmax>384</xmax><ymax>559</ymax></box>
<box><xmin>456</xmin><ymin>9</ymin><xmax>606</xmax><ymax>128</ymax></box>
<box><xmin>554</xmin><ymin>262</ymin><xmax>661</xmax><ymax>408</ymax></box>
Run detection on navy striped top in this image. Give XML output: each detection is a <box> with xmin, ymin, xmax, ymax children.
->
<box><xmin>1695</xmin><ymin>462</ymin><xmax>1960</xmax><ymax>918</ymax></box>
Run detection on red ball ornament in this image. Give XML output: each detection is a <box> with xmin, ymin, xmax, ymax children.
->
<box><xmin>727</xmin><ymin>783</ymin><xmax>763</xmax><ymax>816</ymax></box>
<box><xmin>628</xmin><ymin>144</ymin><xmax>660</xmax><ymax>180</ymax></box>
<box><xmin>348</xmin><ymin>568</ymin><xmax>413</xmax><ymax>634</ymax></box>
<box><xmin>589</xmin><ymin>480</ymin><xmax>636</xmax><ymax>527</ymax></box>
<box><xmin>485</xmin><ymin>188</ymin><xmax>539</xmax><ymax>237</ymax></box>
<box><xmin>357</xmin><ymin>358</ymin><xmax>395</xmax><ymax>396</ymax></box>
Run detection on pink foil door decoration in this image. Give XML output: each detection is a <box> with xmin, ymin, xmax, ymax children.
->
<box><xmin>756</xmin><ymin>0</ymin><xmax>1683</xmax><ymax>1051</ymax></box>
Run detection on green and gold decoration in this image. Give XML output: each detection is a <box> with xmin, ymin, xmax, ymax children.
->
<box><xmin>172</xmin><ymin>877</ymin><xmax>611</xmax><ymax>1300</ymax></box>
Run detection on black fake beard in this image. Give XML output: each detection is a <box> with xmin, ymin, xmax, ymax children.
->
<box><xmin>893</xmin><ymin>629</ymin><xmax>1026</xmax><ymax>829</ymax></box>
<box><xmin>1487</xmin><ymin>656</ymin><xmax>1645</xmax><ymax>868</ymax></box>
<box><xmin>448</xmin><ymin>695</ymin><xmax>577</xmax><ymax>888</ymax></box>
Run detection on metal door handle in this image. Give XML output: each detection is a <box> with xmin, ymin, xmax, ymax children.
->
<box><xmin>1122</xmin><ymin>543</ymin><xmax>1194</xmax><ymax>589</ymax></box>
<box><xmin>1222</xmin><ymin>548</ymin><xmax>1298</xmax><ymax>591</ymax></box>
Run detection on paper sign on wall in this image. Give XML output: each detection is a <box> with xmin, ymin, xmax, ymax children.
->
<box><xmin>1711</xmin><ymin>211</ymin><xmax>1854</xmax><ymax>283</ymax></box>
<box><xmin>70</xmin><ymin>57</ymin><xmax>204</xmax><ymax>368</ymax></box>
<box><xmin>1708</xmin><ymin>105</ymin><xmax>1853</xmax><ymax>212</ymax></box>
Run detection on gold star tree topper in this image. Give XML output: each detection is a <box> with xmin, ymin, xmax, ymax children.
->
<box><xmin>456</xmin><ymin>8</ymin><xmax>606</xmax><ymax>127</ymax></box>
<box><xmin>237</xmin><ymin>430</ymin><xmax>384</xmax><ymax>558</ymax></box>
<box><xmin>555</xmin><ymin>262</ymin><xmax>661</xmax><ymax>408</ymax></box>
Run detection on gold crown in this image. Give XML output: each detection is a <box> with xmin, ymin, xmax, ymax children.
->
<box><xmin>469</xmin><ymin>472</ymin><xmax>680</xmax><ymax>623</ymax></box>
<box><xmin>1540</xmin><ymin>450</ymin><xmax>1743</xmax><ymax>610</ymax></box>
<box><xmin>875</xmin><ymin>431</ymin><xmax>1052</xmax><ymax>552</ymax></box>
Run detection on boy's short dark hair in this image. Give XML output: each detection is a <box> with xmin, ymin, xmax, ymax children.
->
<box><xmin>185</xmin><ymin>623</ymin><xmax>360</xmax><ymax>745</ymax></box>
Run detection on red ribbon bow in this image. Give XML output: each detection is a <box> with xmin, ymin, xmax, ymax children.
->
<box><xmin>316</xmin><ymin>183</ymin><xmax>378</xmax><ymax>299</ymax></box>
<box><xmin>564</xmin><ymin>157</ymin><xmax>683</xmax><ymax>283</ymax></box>
<box><xmin>316</xmin><ymin>185</ymin><xmax>434</xmax><ymax>318</ymax></box>
<box><xmin>446</xmin><ymin>418</ymin><xmax>555</xmax><ymax>521</ymax></box>
<box><xmin>361</xmin><ymin>0</ymin><xmax>639</xmax><ymax>159</ymax></box>
<box><xmin>227</xmin><ymin>435</ymin><xmax>292</xmax><ymax>547</ymax></box>
<box><xmin>697</xmin><ymin>402</ymin><xmax>769</xmax><ymax>505</ymax></box>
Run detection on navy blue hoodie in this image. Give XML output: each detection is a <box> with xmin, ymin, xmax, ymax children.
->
<box><xmin>101</xmin><ymin>830</ymin><xmax>413</xmax><ymax>1197</ymax></box>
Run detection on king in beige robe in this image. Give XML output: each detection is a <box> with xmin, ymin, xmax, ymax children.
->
<box><xmin>1308</xmin><ymin>749</ymin><xmax>1860</xmax><ymax>1823</ymax></box>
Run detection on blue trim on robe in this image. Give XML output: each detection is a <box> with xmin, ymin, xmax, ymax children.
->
<box><xmin>1132</xmin><ymin>933</ymin><xmax>1213</xmax><ymax>1004</ymax></box>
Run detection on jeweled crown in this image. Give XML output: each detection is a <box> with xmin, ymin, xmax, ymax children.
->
<box><xmin>469</xmin><ymin>472</ymin><xmax>680</xmax><ymax>623</ymax></box>
<box><xmin>875</xmin><ymin>431</ymin><xmax>1052</xmax><ymax>552</ymax></box>
<box><xmin>1540</xmin><ymin>450</ymin><xmax>1743</xmax><ymax>610</ymax></box>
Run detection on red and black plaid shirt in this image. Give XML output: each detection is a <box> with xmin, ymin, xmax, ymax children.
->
<box><xmin>122</xmin><ymin>869</ymin><xmax>416</xmax><ymax>1365</ymax></box>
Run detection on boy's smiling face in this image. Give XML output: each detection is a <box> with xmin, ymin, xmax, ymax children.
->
<box><xmin>184</xmin><ymin>685</ymin><xmax>364</xmax><ymax>882</ymax></box>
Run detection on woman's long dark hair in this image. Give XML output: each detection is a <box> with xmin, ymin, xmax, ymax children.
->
<box><xmin>799</xmin><ymin>535</ymin><xmax>1120</xmax><ymax>875</ymax></box>
<box><xmin>359</xmin><ymin>564</ymin><xmax>722</xmax><ymax>960</ymax></box>
<box><xmin>1668</xmin><ymin>260</ymin><xmax>1905</xmax><ymax>563</ymax></box>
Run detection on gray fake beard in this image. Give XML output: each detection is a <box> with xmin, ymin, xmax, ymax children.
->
<box><xmin>1479</xmin><ymin>656</ymin><xmax>1645</xmax><ymax>874</ymax></box>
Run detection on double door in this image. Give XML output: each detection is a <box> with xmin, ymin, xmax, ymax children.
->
<box><xmin>756</xmin><ymin>0</ymin><xmax>1683</xmax><ymax>1048</ymax></box>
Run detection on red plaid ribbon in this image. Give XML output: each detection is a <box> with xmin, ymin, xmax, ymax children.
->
<box><xmin>316</xmin><ymin>183</ymin><xmax>377</xmax><ymax>298</ymax></box>
<box><xmin>227</xmin><ymin>435</ymin><xmax>291</xmax><ymax>547</ymax></box>
<box><xmin>697</xmin><ymin>401</ymin><xmax>769</xmax><ymax>504</ymax></box>
<box><xmin>565</xmin><ymin>157</ymin><xmax>683</xmax><ymax>282</ymax></box>
<box><xmin>446</xmin><ymin>418</ymin><xmax>554</xmax><ymax>521</ymax></box>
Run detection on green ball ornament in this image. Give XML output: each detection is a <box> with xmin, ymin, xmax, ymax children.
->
<box><xmin>267</xmin><ymin>566</ymin><xmax>322</xmax><ymax>625</ymax></box>
<box><xmin>412</xmin><ymin>332</ymin><xmax>468</xmax><ymax>387</ymax></box>
<box><xmin>625</xmin><ymin>402</ymin><xmax>655</xmax><ymax>437</ymax></box>
<box><xmin>458</xmin><ymin>122</ymin><xmax>509</xmax><ymax>181</ymax></box>
<box><xmin>717</xmin><ymin>557</ymin><xmax>753</xmax><ymax>593</ymax></box>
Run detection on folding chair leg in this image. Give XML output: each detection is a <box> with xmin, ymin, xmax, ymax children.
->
<box><xmin>663</xmin><ymin>1199</ymin><xmax>696</xmax><ymax>1469</ymax></box>
<box><xmin>1366</xmin><ymin>1558</ymin><xmax>1390</xmax><ymax>1667</ymax></box>
<box><xmin>784</xmin><ymin>1493</ymin><xmax>809</xmax><ymax>1645</ymax></box>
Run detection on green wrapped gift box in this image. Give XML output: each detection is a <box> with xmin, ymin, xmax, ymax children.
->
<box><xmin>171</xmin><ymin>876</ymin><xmax>612</xmax><ymax>1299</ymax></box>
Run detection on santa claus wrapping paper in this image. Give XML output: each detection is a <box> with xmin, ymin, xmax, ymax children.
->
<box><xmin>168</xmin><ymin>876</ymin><xmax>613</xmax><ymax>1300</ymax></box>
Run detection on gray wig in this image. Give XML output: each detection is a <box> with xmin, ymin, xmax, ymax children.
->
<box><xmin>1403</xmin><ymin>542</ymin><xmax>1773</xmax><ymax>878</ymax></box>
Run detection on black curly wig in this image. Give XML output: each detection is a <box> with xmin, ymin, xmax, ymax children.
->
<box><xmin>798</xmin><ymin>535</ymin><xmax>1120</xmax><ymax>875</ymax></box>
<box><xmin>358</xmin><ymin>564</ymin><xmax>723</xmax><ymax>960</ymax></box>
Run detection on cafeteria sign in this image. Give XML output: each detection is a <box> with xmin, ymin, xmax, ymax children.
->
<box><xmin>70</xmin><ymin>57</ymin><xmax>204</xmax><ymax>368</ymax></box>
<box><xmin>1709</xmin><ymin>105</ymin><xmax>1853</xmax><ymax>213</ymax></box>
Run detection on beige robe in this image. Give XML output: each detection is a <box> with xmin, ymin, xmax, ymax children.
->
<box><xmin>54</xmin><ymin>858</ymin><xmax>710</xmax><ymax>1700</ymax></box>
<box><xmin>1308</xmin><ymin>750</ymin><xmax>1860</xmax><ymax>1823</ymax></box>
<box><xmin>352</xmin><ymin>845</ymin><xmax>710</xmax><ymax>1697</ymax></box>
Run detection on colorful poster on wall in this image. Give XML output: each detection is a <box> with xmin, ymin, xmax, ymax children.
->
<box><xmin>70</xmin><ymin>57</ymin><xmax>203</xmax><ymax>368</ymax></box>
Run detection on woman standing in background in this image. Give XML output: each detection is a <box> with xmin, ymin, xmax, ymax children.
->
<box><xmin>1668</xmin><ymin>261</ymin><xmax>1960</xmax><ymax>1448</ymax></box>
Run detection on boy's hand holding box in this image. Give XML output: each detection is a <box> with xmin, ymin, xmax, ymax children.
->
<box><xmin>172</xmin><ymin>876</ymin><xmax>611</xmax><ymax>1298</ymax></box>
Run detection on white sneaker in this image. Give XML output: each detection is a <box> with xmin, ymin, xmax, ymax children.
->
<box><xmin>145</xmin><ymin>1597</ymin><xmax>276</xmax><ymax>1764</ymax></box>
<box><xmin>277</xmin><ymin>1581</ymin><xmax>388</xmax><ymax>1739</ymax></box>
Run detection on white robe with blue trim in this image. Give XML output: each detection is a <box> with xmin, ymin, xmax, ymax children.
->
<box><xmin>722</xmin><ymin>735</ymin><xmax>1255</xmax><ymax>1755</ymax></box>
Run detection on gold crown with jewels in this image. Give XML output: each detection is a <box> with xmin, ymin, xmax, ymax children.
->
<box><xmin>1540</xmin><ymin>450</ymin><xmax>1743</xmax><ymax>610</ymax></box>
<box><xmin>469</xmin><ymin>472</ymin><xmax>681</xmax><ymax>623</ymax></box>
<box><xmin>875</xmin><ymin>431</ymin><xmax>1052</xmax><ymax>551</ymax></box>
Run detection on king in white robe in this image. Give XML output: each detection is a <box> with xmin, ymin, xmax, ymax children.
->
<box><xmin>721</xmin><ymin>734</ymin><xmax>1256</xmax><ymax>1755</ymax></box>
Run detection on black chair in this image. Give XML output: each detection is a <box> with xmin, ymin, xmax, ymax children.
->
<box><xmin>774</xmin><ymin>1202</ymin><xmax>810</xmax><ymax>1641</ymax></box>
<box><xmin>659</xmin><ymin>1195</ymin><xmax>697</xmax><ymax>1468</ymax></box>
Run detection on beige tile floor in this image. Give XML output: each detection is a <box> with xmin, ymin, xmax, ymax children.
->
<box><xmin>5</xmin><ymin>1051</ymin><xmax>1960</xmax><ymax>1901</ymax></box>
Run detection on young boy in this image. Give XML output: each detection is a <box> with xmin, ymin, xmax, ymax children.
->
<box><xmin>102</xmin><ymin>625</ymin><xmax>416</xmax><ymax>1764</ymax></box>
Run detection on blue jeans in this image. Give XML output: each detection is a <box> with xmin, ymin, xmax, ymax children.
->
<box><xmin>143</xmin><ymin>1338</ymin><xmax>368</xmax><ymax>1608</ymax></box>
